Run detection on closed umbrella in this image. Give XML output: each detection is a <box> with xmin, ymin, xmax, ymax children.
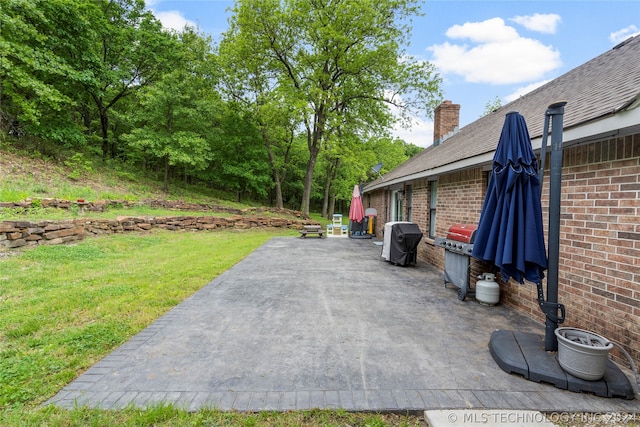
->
<box><xmin>349</xmin><ymin>184</ymin><xmax>365</xmax><ymax>235</ymax></box>
<box><xmin>485</xmin><ymin>105</ymin><xmax>577</xmax><ymax>388</ymax></box>
<box><xmin>471</xmin><ymin>111</ymin><xmax>547</xmax><ymax>285</ymax></box>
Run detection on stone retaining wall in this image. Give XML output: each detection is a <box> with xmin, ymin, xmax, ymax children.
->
<box><xmin>0</xmin><ymin>198</ymin><xmax>316</xmax><ymax>250</ymax></box>
<box><xmin>0</xmin><ymin>215</ymin><xmax>318</xmax><ymax>250</ymax></box>
<box><xmin>0</xmin><ymin>198</ymin><xmax>307</xmax><ymax>218</ymax></box>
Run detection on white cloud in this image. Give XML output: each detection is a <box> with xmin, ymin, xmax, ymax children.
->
<box><xmin>609</xmin><ymin>25</ymin><xmax>640</xmax><ymax>44</ymax></box>
<box><xmin>446</xmin><ymin>17</ymin><xmax>519</xmax><ymax>43</ymax></box>
<box><xmin>428</xmin><ymin>18</ymin><xmax>561</xmax><ymax>85</ymax></box>
<box><xmin>510</xmin><ymin>13</ymin><xmax>561</xmax><ymax>34</ymax></box>
<box><xmin>392</xmin><ymin>117</ymin><xmax>434</xmax><ymax>148</ymax></box>
<box><xmin>385</xmin><ymin>90</ymin><xmax>434</xmax><ymax>147</ymax></box>
<box><xmin>153</xmin><ymin>10</ymin><xmax>197</xmax><ymax>32</ymax></box>
<box><xmin>504</xmin><ymin>80</ymin><xmax>551</xmax><ymax>103</ymax></box>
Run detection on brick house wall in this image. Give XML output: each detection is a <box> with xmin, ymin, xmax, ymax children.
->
<box><xmin>552</xmin><ymin>133</ymin><xmax>639</xmax><ymax>363</ymax></box>
<box><xmin>500</xmin><ymin>133</ymin><xmax>640</xmax><ymax>365</ymax></box>
<box><xmin>407</xmin><ymin>180</ymin><xmax>430</xmax><ymax>262</ymax></box>
<box><xmin>365</xmin><ymin>131</ymin><xmax>640</xmax><ymax>367</ymax></box>
<box><xmin>364</xmin><ymin>190</ymin><xmax>386</xmax><ymax>237</ymax></box>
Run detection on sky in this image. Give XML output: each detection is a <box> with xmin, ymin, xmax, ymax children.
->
<box><xmin>146</xmin><ymin>0</ymin><xmax>640</xmax><ymax>147</ymax></box>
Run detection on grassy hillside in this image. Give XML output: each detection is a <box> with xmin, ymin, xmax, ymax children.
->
<box><xmin>0</xmin><ymin>146</ymin><xmax>256</xmax><ymax>208</ymax></box>
<box><xmin>0</xmin><ymin>146</ymin><xmax>330</xmax><ymax>226</ymax></box>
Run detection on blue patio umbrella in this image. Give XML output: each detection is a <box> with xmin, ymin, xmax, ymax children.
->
<box><xmin>472</xmin><ymin>111</ymin><xmax>547</xmax><ymax>285</ymax></box>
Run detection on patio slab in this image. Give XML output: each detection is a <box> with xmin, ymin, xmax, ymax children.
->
<box><xmin>45</xmin><ymin>237</ymin><xmax>638</xmax><ymax>412</ymax></box>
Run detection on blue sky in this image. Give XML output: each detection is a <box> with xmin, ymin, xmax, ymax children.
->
<box><xmin>146</xmin><ymin>0</ymin><xmax>639</xmax><ymax>147</ymax></box>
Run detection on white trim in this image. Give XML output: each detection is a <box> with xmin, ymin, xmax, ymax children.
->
<box><xmin>535</xmin><ymin>107</ymin><xmax>640</xmax><ymax>150</ymax></box>
<box><xmin>365</xmin><ymin>107</ymin><xmax>640</xmax><ymax>193</ymax></box>
<box><xmin>368</xmin><ymin>153</ymin><xmax>494</xmax><ymax>191</ymax></box>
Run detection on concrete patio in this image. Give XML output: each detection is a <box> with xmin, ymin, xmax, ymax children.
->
<box><xmin>46</xmin><ymin>236</ymin><xmax>638</xmax><ymax>413</ymax></box>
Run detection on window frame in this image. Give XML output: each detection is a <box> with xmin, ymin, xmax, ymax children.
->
<box><xmin>429</xmin><ymin>181</ymin><xmax>437</xmax><ymax>238</ymax></box>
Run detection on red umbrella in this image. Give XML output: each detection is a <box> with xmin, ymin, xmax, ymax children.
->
<box><xmin>349</xmin><ymin>184</ymin><xmax>365</xmax><ymax>223</ymax></box>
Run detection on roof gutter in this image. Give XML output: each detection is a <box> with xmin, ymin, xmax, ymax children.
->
<box><xmin>364</xmin><ymin>152</ymin><xmax>494</xmax><ymax>192</ymax></box>
<box><xmin>364</xmin><ymin>103</ymin><xmax>640</xmax><ymax>194</ymax></box>
<box><xmin>538</xmin><ymin>102</ymin><xmax>640</xmax><ymax>150</ymax></box>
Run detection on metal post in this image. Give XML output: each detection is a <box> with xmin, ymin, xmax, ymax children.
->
<box><xmin>544</xmin><ymin>101</ymin><xmax>567</xmax><ymax>351</ymax></box>
<box><xmin>538</xmin><ymin>114</ymin><xmax>550</xmax><ymax>194</ymax></box>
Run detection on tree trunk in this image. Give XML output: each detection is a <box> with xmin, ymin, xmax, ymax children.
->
<box><xmin>273</xmin><ymin>180</ymin><xmax>284</xmax><ymax>208</ymax></box>
<box><xmin>260</xmin><ymin>123</ymin><xmax>285</xmax><ymax>208</ymax></box>
<box><xmin>329</xmin><ymin>193</ymin><xmax>336</xmax><ymax>218</ymax></box>
<box><xmin>267</xmin><ymin>148</ymin><xmax>284</xmax><ymax>209</ymax></box>
<box><xmin>321</xmin><ymin>162</ymin><xmax>331</xmax><ymax>218</ymax></box>
<box><xmin>300</xmin><ymin>107</ymin><xmax>325</xmax><ymax>215</ymax></box>
<box><xmin>99</xmin><ymin>107</ymin><xmax>109</xmax><ymax>159</ymax></box>
<box><xmin>163</xmin><ymin>155</ymin><xmax>170</xmax><ymax>192</ymax></box>
<box><xmin>321</xmin><ymin>157</ymin><xmax>340</xmax><ymax>218</ymax></box>
<box><xmin>301</xmin><ymin>146</ymin><xmax>319</xmax><ymax>216</ymax></box>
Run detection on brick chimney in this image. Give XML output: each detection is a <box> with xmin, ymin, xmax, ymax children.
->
<box><xmin>433</xmin><ymin>100</ymin><xmax>460</xmax><ymax>146</ymax></box>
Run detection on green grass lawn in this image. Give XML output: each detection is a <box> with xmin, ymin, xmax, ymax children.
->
<box><xmin>0</xmin><ymin>228</ymin><xmax>423</xmax><ymax>426</ymax></box>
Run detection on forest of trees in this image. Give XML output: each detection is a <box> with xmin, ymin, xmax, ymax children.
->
<box><xmin>0</xmin><ymin>0</ymin><xmax>443</xmax><ymax>215</ymax></box>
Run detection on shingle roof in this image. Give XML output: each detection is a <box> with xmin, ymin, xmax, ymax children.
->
<box><xmin>366</xmin><ymin>35</ymin><xmax>640</xmax><ymax>190</ymax></box>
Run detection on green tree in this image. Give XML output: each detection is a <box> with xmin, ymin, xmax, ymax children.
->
<box><xmin>223</xmin><ymin>0</ymin><xmax>442</xmax><ymax>215</ymax></box>
<box><xmin>0</xmin><ymin>0</ymin><xmax>96</xmax><ymax>144</ymax></box>
<box><xmin>122</xmin><ymin>28</ymin><xmax>218</xmax><ymax>192</ymax></box>
<box><xmin>319</xmin><ymin>132</ymin><xmax>360</xmax><ymax>218</ymax></box>
<box><xmin>482</xmin><ymin>96</ymin><xmax>503</xmax><ymax>117</ymax></box>
<box><xmin>256</xmin><ymin>99</ymin><xmax>301</xmax><ymax>208</ymax></box>
<box><xmin>83</xmin><ymin>0</ymin><xmax>177</xmax><ymax>159</ymax></box>
<box><xmin>218</xmin><ymin>37</ymin><xmax>303</xmax><ymax>208</ymax></box>
<box><xmin>206</xmin><ymin>104</ymin><xmax>272</xmax><ymax>202</ymax></box>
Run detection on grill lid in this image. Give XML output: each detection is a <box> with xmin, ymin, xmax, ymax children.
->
<box><xmin>446</xmin><ymin>224</ymin><xmax>478</xmax><ymax>244</ymax></box>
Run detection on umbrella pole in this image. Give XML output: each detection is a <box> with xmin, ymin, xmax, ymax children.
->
<box><xmin>543</xmin><ymin>101</ymin><xmax>568</xmax><ymax>351</ymax></box>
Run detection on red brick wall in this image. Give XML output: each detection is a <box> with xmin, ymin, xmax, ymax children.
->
<box><xmin>364</xmin><ymin>190</ymin><xmax>387</xmax><ymax>237</ymax></box>
<box><xmin>435</xmin><ymin>169</ymin><xmax>485</xmax><ymax>235</ymax></box>
<box><xmin>407</xmin><ymin>180</ymin><xmax>431</xmax><ymax>263</ymax></box>
<box><xmin>549</xmin><ymin>133</ymin><xmax>640</xmax><ymax>365</ymax></box>
<box><xmin>366</xmin><ymin>131</ymin><xmax>640</xmax><ymax>367</ymax></box>
<box><xmin>503</xmin><ymin>133</ymin><xmax>640</xmax><ymax>365</ymax></box>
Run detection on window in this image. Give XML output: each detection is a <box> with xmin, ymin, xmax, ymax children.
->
<box><xmin>406</xmin><ymin>185</ymin><xmax>413</xmax><ymax>222</ymax></box>
<box><xmin>429</xmin><ymin>181</ymin><xmax>437</xmax><ymax>238</ymax></box>
<box><xmin>391</xmin><ymin>190</ymin><xmax>403</xmax><ymax>221</ymax></box>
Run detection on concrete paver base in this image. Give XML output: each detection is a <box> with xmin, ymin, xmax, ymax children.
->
<box><xmin>45</xmin><ymin>237</ymin><xmax>638</xmax><ymax>412</ymax></box>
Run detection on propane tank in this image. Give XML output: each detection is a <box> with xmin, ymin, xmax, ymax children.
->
<box><xmin>476</xmin><ymin>273</ymin><xmax>500</xmax><ymax>305</ymax></box>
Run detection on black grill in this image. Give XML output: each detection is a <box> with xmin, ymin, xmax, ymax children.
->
<box><xmin>382</xmin><ymin>222</ymin><xmax>423</xmax><ymax>266</ymax></box>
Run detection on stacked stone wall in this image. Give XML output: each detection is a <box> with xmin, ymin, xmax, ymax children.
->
<box><xmin>0</xmin><ymin>201</ymin><xmax>316</xmax><ymax>251</ymax></box>
<box><xmin>0</xmin><ymin>198</ymin><xmax>307</xmax><ymax>218</ymax></box>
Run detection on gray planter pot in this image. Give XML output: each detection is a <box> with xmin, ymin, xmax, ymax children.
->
<box><xmin>555</xmin><ymin>327</ymin><xmax>613</xmax><ymax>381</ymax></box>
